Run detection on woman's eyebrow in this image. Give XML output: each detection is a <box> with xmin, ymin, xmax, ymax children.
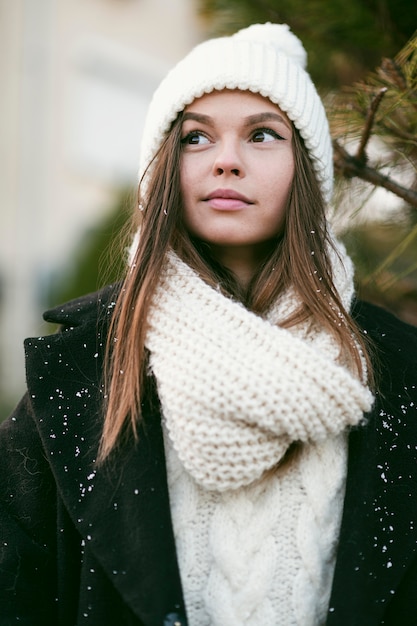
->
<box><xmin>182</xmin><ymin>112</ymin><xmax>213</xmax><ymax>125</ymax></box>
<box><xmin>244</xmin><ymin>112</ymin><xmax>290</xmax><ymax>128</ymax></box>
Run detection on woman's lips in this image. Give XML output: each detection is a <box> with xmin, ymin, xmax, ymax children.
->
<box><xmin>205</xmin><ymin>189</ymin><xmax>253</xmax><ymax>211</ymax></box>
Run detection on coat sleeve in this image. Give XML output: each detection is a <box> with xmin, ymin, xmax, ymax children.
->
<box><xmin>0</xmin><ymin>393</ymin><xmax>59</xmax><ymax>624</ymax></box>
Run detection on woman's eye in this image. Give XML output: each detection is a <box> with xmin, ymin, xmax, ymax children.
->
<box><xmin>251</xmin><ymin>128</ymin><xmax>283</xmax><ymax>143</ymax></box>
<box><xmin>181</xmin><ymin>131</ymin><xmax>210</xmax><ymax>145</ymax></box>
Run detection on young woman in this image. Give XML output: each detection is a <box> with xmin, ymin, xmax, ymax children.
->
<box><xmin>1</xmin><ymin>23</ymin><xmax>417</xmax><ymax>626</ymax></box>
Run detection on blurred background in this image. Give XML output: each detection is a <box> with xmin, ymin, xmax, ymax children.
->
<box><xmin>1</xmin><ymin>0</ymin><xmax>416</xmax><ymax>419</ymax></box>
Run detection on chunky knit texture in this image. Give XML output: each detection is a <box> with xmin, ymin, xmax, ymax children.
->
<box><xmin>138</xmin><ymin>23</ymin><xmax>333</xmax><ymax>205</ymax></box>
<box><xmin>164</xmin><ymin>429</ymin><xmax>348</xmax><ymax>625</ymax></box>
<box><xmin>145</xmin><ymin>245</ymin><xmax>373</xmax><ymax>492</ymax></box>
<box><xmin>145</xmin><ymin>242</ymin><xmax>373</xmax><ymax>623</ymax></box>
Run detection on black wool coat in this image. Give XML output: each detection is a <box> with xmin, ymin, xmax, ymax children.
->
<box><xmin>1</xmin><ymin>285</ymin><xmax>417</xmax><ymax>626</ymax></box>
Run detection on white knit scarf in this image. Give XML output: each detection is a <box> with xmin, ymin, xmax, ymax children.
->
<box><xmin>145</xmin><ymin>244</ymin><xmax>373</xmax><ymax>492</ymax></box>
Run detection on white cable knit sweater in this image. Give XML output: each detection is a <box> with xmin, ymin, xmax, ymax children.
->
<box><xmin>145</xmin><ymin>246</ymin><xmax>373</xmax><ymax>624</ymax></box>
<box><xmin>164</xmin><ymin>431</ymin><xmax>348</xmax><ymax>625</ymax></box>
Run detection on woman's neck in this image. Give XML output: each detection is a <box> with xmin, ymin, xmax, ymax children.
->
<box><xmin>209</xmin><ymin>241</ymin><xmax>276</xmax><ymax>289</ymax></box>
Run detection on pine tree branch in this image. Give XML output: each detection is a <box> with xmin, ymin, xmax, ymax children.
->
<box><xmin>333</xmin><ymin>139</ymin><xmax>417</xmax><ymax>208</ymax></box>
<box><xmin>355</xmin><ymin>87</ymin><xmax>388</xmax><ymax>162</ymax></box>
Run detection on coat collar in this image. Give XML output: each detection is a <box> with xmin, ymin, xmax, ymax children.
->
<box><xmin>25</xmin><ymin>286</ymin><xmax>186</xmax><ymax>625</ymax></box>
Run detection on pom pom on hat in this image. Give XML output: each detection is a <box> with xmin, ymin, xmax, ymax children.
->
<box><xmin>138</xmin><ymin>23</ymin><xmax>333</xmax><ymax>204</ymax></box>
<box><xmin>233</xmin><ymin>23</ymin><xmax>307</xmax><ymax>69</ymax></box>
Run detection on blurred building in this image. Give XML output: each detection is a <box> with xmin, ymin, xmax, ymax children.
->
<box><xmin>0</xmin><ymin>0</ymin><xmax>203</xmax><ymax>414</ymax></box>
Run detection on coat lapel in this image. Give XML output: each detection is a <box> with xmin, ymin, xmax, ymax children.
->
<box><xmin>328</xmin><ymin>301</ymin><xmax>417</xmax><ymax>625</ymax></box>
<box><xmin>25</xmin><ymin>289</ymin><xmax>186</xmax><ymax>625</ymax></box>
<box><xmin>75</xmin><ymin>391</ymin><xmax>186</xmax><ymax>625</ymax></box>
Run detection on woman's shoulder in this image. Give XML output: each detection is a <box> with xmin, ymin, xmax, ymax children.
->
<box><xmin>24</xmin><ymin>284</ymin><xmax>121</xmax><ymax>411</ymax></box>
<box><xmin>353</xmin><ymin>299</ymin><xmax>417</xmax><ymax>357</ymax></box>
<box><xmin>353</xmin><ymin>299</ymin><xmax>417</xmax><ymax>409</ymax></box>
<box><xmin>41</xmin><ymin>283</ymin><xmax>121</xmax><ymax>330</ymax></box>
<box><xmin>24</xmin><ymin>283</ymin><xmax>121</xmax><ymax>372</ymax></box>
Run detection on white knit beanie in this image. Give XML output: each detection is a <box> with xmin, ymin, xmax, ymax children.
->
<box><xmin>139</xmin><ymin>22</ymin><xmax>334</xmax><ymax>204</ymax></box>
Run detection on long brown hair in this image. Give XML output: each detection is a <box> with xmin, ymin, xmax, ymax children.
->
<box><xmin>98</xmin><ymin>111</ymin><xmax>371</xmax><ymax>462</ymax></box>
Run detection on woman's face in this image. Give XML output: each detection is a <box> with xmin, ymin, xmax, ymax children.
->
<box><xmin>180</xmin><ymin>89</ymin><xmax>294</xmax><ymax>258</ymax></box>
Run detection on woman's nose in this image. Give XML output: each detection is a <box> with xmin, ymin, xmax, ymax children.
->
<box><xmin>212</xmin><ymin>139</ymin><xmax>244</xmax><ymax>177</ymax></box>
